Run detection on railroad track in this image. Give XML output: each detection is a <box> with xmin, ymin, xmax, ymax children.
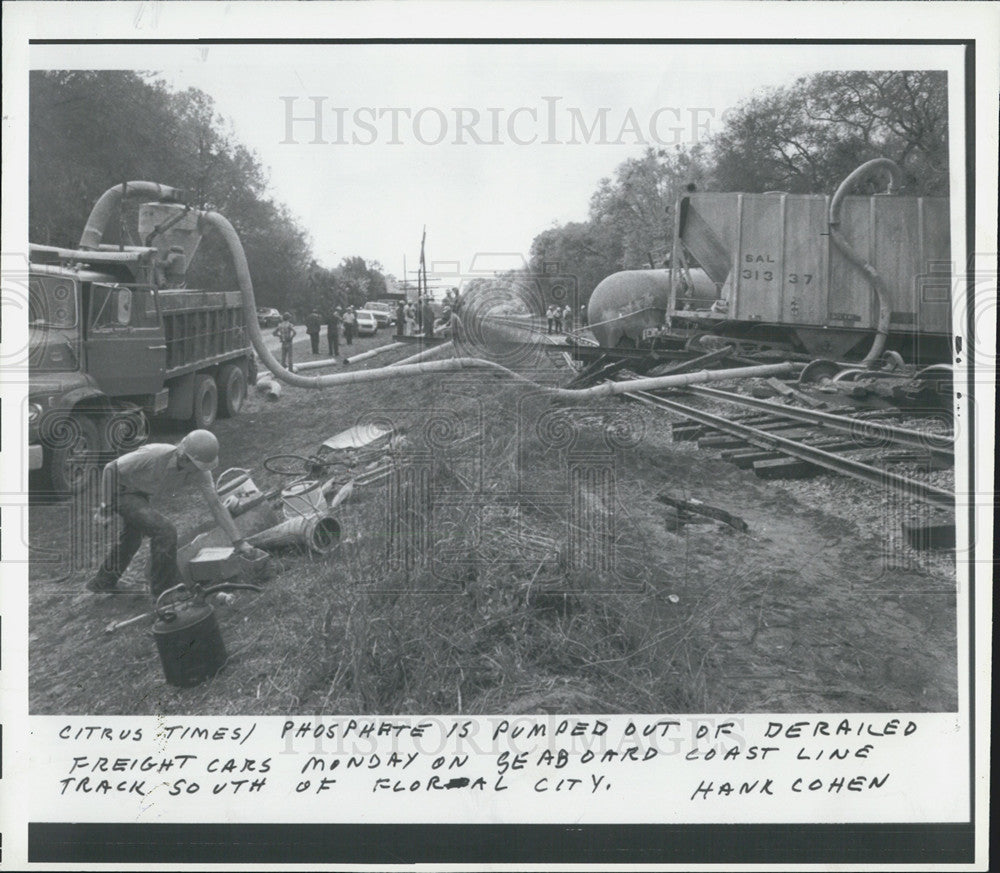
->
<box><xmin>474</xmin><ymin>315</ymin><xmax>955</xmax><ymax>542</ymax></box>
<box><xmin>620</xmin><ymin>381</ymin><xmax>954</xmax><ymax>516</ymax></box>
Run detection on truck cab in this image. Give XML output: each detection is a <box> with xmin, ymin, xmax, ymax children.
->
<box><xmin>28</xmin><ymin>254</ymin><xmax>166</xmax><ymax>491</ymax></box>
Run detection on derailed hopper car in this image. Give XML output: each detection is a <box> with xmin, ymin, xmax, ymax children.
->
<box><xmin>589</xmin><ymin>160</ymin><xmax>953</xmax><ymax>365</ymax></box>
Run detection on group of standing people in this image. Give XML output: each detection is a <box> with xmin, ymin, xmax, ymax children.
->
<box><xmin>546</xmin><ymin>304</ymin><xmax>576</xmax><ymax>334</ymax></box>
<box><xmin>275</xmin><ymin>305</ymin><xmax>361</xmax><ymax>373</ymax></box>
<box><xmin>397</xmin><ymin>295</ymin><xmax>449</xmax><ymax>339</ymax></box>
<box><xmin>277</xmin><ymin>293</ymin><xmax>453</xmax><ymax>372</ymax></box>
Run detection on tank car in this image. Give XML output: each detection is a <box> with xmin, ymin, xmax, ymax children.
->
<box><xmin>587</xmin><ymin>268</ymin><xmax>717</xmax><ymax>348</ymax></box>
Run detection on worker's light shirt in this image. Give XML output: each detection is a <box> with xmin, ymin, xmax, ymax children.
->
<box><xmin>102</xmin><ymin>443</ymin><xmax>210</xmax><ymax>500</ymax></box>
<box><xmin>100</xmin><ymin>443</ymin><xmax>241</xmax><ymax>543</ymax></box>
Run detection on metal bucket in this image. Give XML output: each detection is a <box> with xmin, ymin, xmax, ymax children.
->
<box><xmin>216</xmin><ymin>467</ymin><xmax>262</xmax><ymax>512</ymax></box>
<box><xmin>153</xmin><ymin>592</ymin><xmax>227</xmax><ymax>688</ymax></box>
<box><xmin>237</xmin><ymin>546</ymin><xmax>274</xmax><ymax>584</ymax></box>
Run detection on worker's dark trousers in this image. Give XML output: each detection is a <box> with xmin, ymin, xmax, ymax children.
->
<box><xmin>280</xmin><ymin>342</ymin><xmax>294</xmax><ymax>370</ymax></box>
<box><xmin>308</xmin><ymin>331</ymin><xmax>320</xmax><ymax>354</ymax></box>
<box><xmin>94</xmin><ymin>494</ymin><xmax>178</xmax><ymax>597</ymax></box>
<box><xmin>327</xmin><ymin>328</ymin><xmax>339</xmax><ymax>356</ymax></box>
<box><xmin>344</xmin><ymin>325</ymin><xmax>353</xmax><ymax>345</ymax></box>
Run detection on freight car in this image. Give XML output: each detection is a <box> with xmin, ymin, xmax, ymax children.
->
<box><xmin>587</xmin><ymin>159</ymin><xmax>953</xmax><ymax>365</ymax></box>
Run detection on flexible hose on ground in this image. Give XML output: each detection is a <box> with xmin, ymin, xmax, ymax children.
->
<box><xmin>828</xmin><ymin>158</ymin><xmax>902</xmax><ymax>368</ymax></box>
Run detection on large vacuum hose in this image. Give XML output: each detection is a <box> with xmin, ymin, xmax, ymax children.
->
<box><xmin>202</xmin><ymin>208</ymin><xmax>796</xmax><ymax>398</ymax></box>
<box><xmin>78</xmin><ymin>182</ymin><xmax>796</xmax><ymax>400</ymax></box>
<box><xmin>79</xmin><ymin>181</ymin><xmax>186</xmax><ymax>249</ymax></box>
<box><xmin>828</xmin><ymin>158</ymin><xmax>902</xmax><ymax>367</ymax></box>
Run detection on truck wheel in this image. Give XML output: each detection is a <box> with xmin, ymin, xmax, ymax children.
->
<box><xmin>191</xmin><ymin>374</ymin><xmax>218</xmax><ymax>428</ymax></box>
<box><xmin>104</xmin><ymin>406</ymin><xmax>149</xmax><ymax>455</ymax></box>
<box><xmin>47</xmin><ymin>414</ymin><xmax>102</xmax><ymax>495</ymax></box>
<box><xmin>218</xmin><ymin>364</ymin><xmax>246</xmax><ymax>418</ymax></box>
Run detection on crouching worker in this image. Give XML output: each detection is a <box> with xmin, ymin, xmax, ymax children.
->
<box><xmin>87</xmin><ymin>430</ymin><xmax>256</xmax><ymax>597</ymax></box>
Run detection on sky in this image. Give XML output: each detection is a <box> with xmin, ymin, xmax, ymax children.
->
<box><xmin>31</xmin><ymin>41</ymin><xmax>962</xmax><ymax>283</ymax></box>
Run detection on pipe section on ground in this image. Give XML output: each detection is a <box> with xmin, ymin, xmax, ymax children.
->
<box><xmin>292</xmin><ymin>357</ymin><xmax>342</xmax><ymax>373</ymax></box>
<box><xmin>342</xmin><ymin>342</ymin><xmax>407</xmax><ymax>365</ymax></box>
<box><xmin>389</xmin><ymin>341</ymin><xmax>455</xmax><ymax>367</ymax></box>
<box><xmin>247</xmin><ymin>513</ymin><xmax>341</xmax><ymax>554</ymax></box>
<box><xmin>828</xmin><ymin>159</ymin><xmax>902</xmax><ymax>368</ymax></box>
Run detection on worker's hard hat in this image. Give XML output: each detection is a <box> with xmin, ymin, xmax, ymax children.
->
<box><xmin>169</xmin><ymin>245</ymin><xmax>184</xmax><ymax>254</ymax></box>
<box><xmin>178</xmin><ymin>429</ymin><xmax>219</xmax><ymax>471</ymax></box>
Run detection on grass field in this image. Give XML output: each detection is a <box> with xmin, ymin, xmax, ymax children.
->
<box><xmin>28</xmin><ymin>328</ymin><xmax>958</xmax><ymax>715</ymax></box>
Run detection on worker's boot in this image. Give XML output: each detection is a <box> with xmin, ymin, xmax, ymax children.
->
<box><xmin>85</xmin><ymin>569</ymin><xmax>120</xmax><ymax>593</ymax></box>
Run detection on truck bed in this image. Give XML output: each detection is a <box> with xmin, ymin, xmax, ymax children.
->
<box><xmin>159</xmin><ymin>288</ymin><xmax>251</xmax><ymax>375</ymax></box>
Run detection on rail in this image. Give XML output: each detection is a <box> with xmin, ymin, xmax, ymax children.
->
<box><xmin>624</xmin><ymin>388</ymin><xmax>954</xmax><ymax>511</ymax></box>
<box><xmin>687</xmin><ymin>386</ymin><xmax>954</xmax><ymax>460</ymax></box>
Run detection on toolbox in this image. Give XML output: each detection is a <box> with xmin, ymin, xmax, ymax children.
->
<box><xmin>187</xmin><ymin>546</ymin><xmax>241</xmax><ymax>583</ymax></box>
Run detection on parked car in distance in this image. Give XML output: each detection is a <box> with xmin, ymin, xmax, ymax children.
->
<box><xmin>355</xmin><ymin>309</ymin><xmax>379</xmax><ymax>336</ymax></box>
<box><xmin>257</xmin><ymin>306</ymin><xmax>282</xmax><ymax>328</ymax></box>
<box><xmin>365</xmin><ymin>301</ymin><xmax>393</xmax><ymax>327</ymax></box>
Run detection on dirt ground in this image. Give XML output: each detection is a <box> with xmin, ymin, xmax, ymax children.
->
<box><xmin>28</xmin><ymin>327</ymin><xmax>958</xmax><ymax>714</ymax></box>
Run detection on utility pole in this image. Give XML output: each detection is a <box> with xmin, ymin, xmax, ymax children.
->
<box><xmin>419</xmin><ymin>225</ymin><xmax>428</xmax><ymax>299</ymax></box>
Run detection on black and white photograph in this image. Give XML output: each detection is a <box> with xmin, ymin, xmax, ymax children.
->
<box><xmin>1</xmin><ymin>1</ymin><xmax>994</xmax><ymax>868</ymax></box>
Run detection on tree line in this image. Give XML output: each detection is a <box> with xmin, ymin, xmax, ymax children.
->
<box><xmin>526</xmin><ymin>70</ymin><xmax>949</xmax><ymax>304</ymax></box>
<box><xmin>30</xmin><ymin>70</ymin><xmax>948</xmax><ymax>316</ymax></box>
<box><xmin>29</xmin><ymin>70</ymin><xmax>389</xmax><ymax>317</ymax></box>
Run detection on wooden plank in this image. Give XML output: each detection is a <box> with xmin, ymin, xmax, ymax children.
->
<box><xmin>765</xmin><ymin>377</ymin><xmax>826</xmax><ymax>408</ymax></box>
<box><xmin>753</xmin><ymin>457</ymin><xmax>819</xmax><ymax>479</ymax></box>
<box><xmin>724</xmin><ymin>449</ymin><xmax>785</xmax><ymax>469</ymax></box>
<box><xmin>655</xmin><ymin>493</ymin><xmax>749</xmax><ymax>533</ymax></box>
<box><xmin>902</xmin><ymin>519</ymin><xmax>956</xmax><ymax>550</ymax></box>
<box><xmin>698</xmin><ymin>435</ymin><xmax>750</xmax><ymax>450</ymax></box>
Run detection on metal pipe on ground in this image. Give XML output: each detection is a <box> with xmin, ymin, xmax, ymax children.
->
<box><xmin>292</xmin><ymin>357</ymin><xmax>341</xmax><ymax>373</ymax></box>
<box><xmin>389</xmin><ymin>341</ymin><xmax>455</xmax><ymax>367</ymax></box>
<box><xmin>342</xmin><ymin>342</ymin><xmax>408</xmax><ymax>365</ymax></box>
<box><xmin>246</xmin><ymin>512</ymin><xmax>341</xmax><ymax>554</ymax></box>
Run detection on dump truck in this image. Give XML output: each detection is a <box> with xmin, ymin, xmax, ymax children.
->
<box><xmin>28</xmin><ymin>188</ymin><xmax>256</xmax><ymax>493</ymax></box>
